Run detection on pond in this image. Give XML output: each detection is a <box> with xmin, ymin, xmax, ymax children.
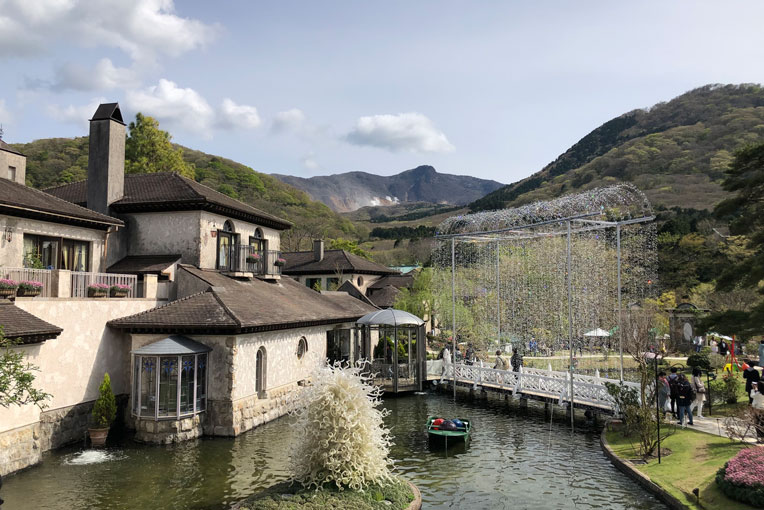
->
<box><xmin>1</xmin><ymin>392</ymin><xmax>666</xmax><ymax>510</ymax></box>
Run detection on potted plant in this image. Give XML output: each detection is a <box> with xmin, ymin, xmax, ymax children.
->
<box><xmin>0</xmin><ymin>279</ymin><xmax>18</xmax><ymax>298</ymax></box>
<box><xmin>87</xmin><ymin>283</ymin><xmax>109</xmax><ymax>297</ymax></box>
<box><xmin>109</xmin><ymin>284</ymin><xmax>131</xmax><ymax>298</ymax></box>
<box><xmin>89</xmin><ymin>372</ymin><xmax>116</xmax><ymax>447</ymax></box>
<box><xmin>246</xmin><ymin>253</ymin><xmax>261</xmax><ymax>264</ymax></box>
<box><xmin>274</xmin><ymin>257</ymin><xmax>286</xmax><ymax>267</ymax></box>
<box><xmin>17</xmin><ymin>280</ymin><xmax>43</xmax><ymax>297</ymax></box>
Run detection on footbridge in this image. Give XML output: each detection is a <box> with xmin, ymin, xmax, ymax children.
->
<box><xmin>426</xmin><ymin>361</ymin><xmax>640</xmax><ymax>413</ymax></box>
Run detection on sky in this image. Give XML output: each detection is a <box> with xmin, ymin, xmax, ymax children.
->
<box><xmin>2</xmin><ymin>1</ymin><xmax>764</xmax><ymax>185</ymax></box>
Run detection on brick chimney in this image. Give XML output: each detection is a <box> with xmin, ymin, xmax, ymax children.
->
<box><xmin>87</xmin><ymin>103</ymin><xmax>125</xmax><ymax>215</ymax></box>
<box><xmin>313</xmin><ymin>239</ymin><xmax>324</xmax><ymax>261</ymax></box>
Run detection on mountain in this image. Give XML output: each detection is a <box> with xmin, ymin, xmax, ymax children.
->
<box><xmin>470</xmin><ymin>84</ymin><xmax>764</xmax><ymax>212</ymax></box>
<box><xmin>272</xmin><ymin>165</ymin><xmax>504</xmax><ymax>212</ymax></box>
<box><xmin>10</xmin><ymin>137</ymin><xmax>358</xmax><ymax>251</ymax></box>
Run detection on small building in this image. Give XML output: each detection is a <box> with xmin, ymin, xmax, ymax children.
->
<box><xmin>667</xmin><ymin>302</ymin><xmax>709</xmax><ymax>350</ymax></box>
<box><xmin>281</xmin><ymin>239</ymin><xmax>399</xmax><ymax>294</ymax></box>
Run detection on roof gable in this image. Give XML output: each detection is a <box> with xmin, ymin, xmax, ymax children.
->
<box><xmin>281</xmin><ymin>249</ymin><xmax>399</xmax><ymax>276</ymax></box>
<box><xmin>90</xmin><ymin>103</ymin><xmax>125</xmax><ymax>124</ymax></box>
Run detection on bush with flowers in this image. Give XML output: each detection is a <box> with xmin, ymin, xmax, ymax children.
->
<box><xmin>0</xmin><ymin>278</ymin><xmax>18</xmax><ymax>290</ymax></box>
<box><xmin>18</xmin><ymin>280</ymin><xmax>43</xmax><ymax>291</ymax></box>
<box><xmin>715</xmin><ymin>447</ymin><xmax>764</xmax><ymax>506</ymax></box>
<box><xmin>274</xmin><ymin>257</ymin><xmax>286</xmax><ymax>267</ymax></box>
<box><xmin>110</xmin><ymin>284</ymin><xmax>131</xmax><ymax>297</ymax></box>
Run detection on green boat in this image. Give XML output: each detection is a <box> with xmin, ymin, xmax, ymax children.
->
<box><xmin>427</xmin><ymin>416</ymin><xmax>471</xmax><ymax>445</ymax></box>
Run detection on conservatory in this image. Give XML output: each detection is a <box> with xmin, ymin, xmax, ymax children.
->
<box><xmin>130</xmin><ymin>335</ymin><xmax>211</xmax><ymax>442</ymax></box>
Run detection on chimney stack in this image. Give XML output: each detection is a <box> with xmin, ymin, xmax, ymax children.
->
<box><xmin>87</xmin><ymin>103</ymin><xmax>125</xmax><ymax>215</ymax></box>
<box><xmin>313</xmin><ymin>239</ymin><xmax>324</xmax><ymax>261</ymax></box>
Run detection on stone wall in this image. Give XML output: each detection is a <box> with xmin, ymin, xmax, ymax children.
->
<box><xmin>132</xmin><ymin>415</ymin><xmax>203</xmax><ymax>444</ymax></box>
<box><xmin>204</xmin><ymin>382</ymin><xmax>296</xmax><ymax>437</ymax></box>
<box><xmin>0</xmin><ymin>423</ymin><xmax>40</xmax><ymax>476</ymax></box>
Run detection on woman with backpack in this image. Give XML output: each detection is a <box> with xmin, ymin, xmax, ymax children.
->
<box><xmin>676</xmin><ymin>373</ymin><xmax>696</xmax><ymax>427</ymax></box>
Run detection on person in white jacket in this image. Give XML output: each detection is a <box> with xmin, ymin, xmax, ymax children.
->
<box><xmin>691</xmin><ymin>367</ymin><xmax>706</xmax><ymax>418</ymax></box>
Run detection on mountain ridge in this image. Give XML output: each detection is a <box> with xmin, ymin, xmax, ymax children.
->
<box><xmin>273</xmin><ymin>165</ymin><xmax>503</xmax><ymax>212</ymax></box>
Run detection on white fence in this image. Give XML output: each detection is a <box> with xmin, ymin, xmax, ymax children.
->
<box><xmin>70</xmin><ymin>272</ymin><xmax>138</xmax><ymax>298</ymax></box>
<box><xmin>434</xmin><ymin>362</ymin><xmax>641</xmax><ymax>411</ymax></box>
<box><xmin>1</xmin><ymin>268</ymin><xmax>54</xmax><ymax>297</ymax></box>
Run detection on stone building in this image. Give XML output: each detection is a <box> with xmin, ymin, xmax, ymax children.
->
<box><xmin>667</xmin><ymin>302</ymin><xmax>709</xmax><ymax>351</ymax></box>
<box><xmin>0</xmin><ymin>102</ymin><xmax>379</xmax><ymax>475</ymax></box>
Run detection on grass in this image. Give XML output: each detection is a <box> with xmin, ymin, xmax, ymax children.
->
<box><xmin>237</xmin><ymin>477</ymin><xmax>414</xmax><ymax>510</ymax></box>
<box><xmin>605</xmin><ymin>427</ymin><xmax>752</xmax><ymax>510</ymax></box>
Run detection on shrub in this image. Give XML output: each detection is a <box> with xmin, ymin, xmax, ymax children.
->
<box><xmin>708</xmin><ymin>353</ymin><xmax>726</xmax><ymax>369</ymax></box>
<box><xmin>289</xmin><ymin>363</ymin><xmax>394</xmax><ymax>490</ymax></box>
<box><xmin>686</xmin><ymin>351</ymin><xmax>711</xmax><ymax>370</ymax></box>
<box><xmin>710</xmin><ymin>373</ymin><xmax>741</xmax><ymax>405</ymax></box>
<box><xmin>18</xmin><ymin>280</ymin><xmax>43</xmax><ymax>290</ymax></box>
<box><xmin>0</xmin><ymin>279</ymin><xmax>18</xmax><ymax>290</ymax></box>
<box><xmin>92</xmin><ymin>373</ymin><xmax>117</xmax><ymax>428</ymax></box>
<box><xmin>716</xmin><ymin>448</ymin><xmax>764</xmax><ymax>507</ymax></box>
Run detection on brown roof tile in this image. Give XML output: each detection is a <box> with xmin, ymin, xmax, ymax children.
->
<box><xmin>45</xmin><ymin>172</ymin><xmax>291</xmax><ymax>230</ymax></box>
<box><xmin>368</xmin><ymin>285</ymin><xmax>401</xmax><ymax>308</ymax></box>
<box><xmin>0</xmin><ymin>301</ymin><xmax>62</xmax><ymax>343</ymax></box>
<box><xmin>367</xmin><ymin>274</ymin><xmax>414</xmax><ymax>290</ymax></box>
<box><xmin>281</xmin><ymin>249</ymin><xmax>399</xmax><ymax>276</ymax></box>
<box><xmin>109</xmin><ymin>266</ymin><xmax>378</xmax><ymax>333</ymax></box>
<box><xmin>0</xmin><ymin>178</ymin><xmax>122</xmax><ymax>229</ymax></box>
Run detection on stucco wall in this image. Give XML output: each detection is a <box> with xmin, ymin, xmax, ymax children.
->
<box><xmin>198</xmin><ymin>211</ymin><xmax>282</xmax><ymax>270</ymax></box>
<box><xmin>0</xmin><ymin>148</ymin><xmax>26</xmax><ymax>185</ymax></box>
<box><xmin>123</xmin><ymin>211</ymin><xmax>202</xmax><ymax>265</ymax></box>
<box><xmin>0</xmin><ymin>214</ymin><xmax>107</xmax><ymax>271</ymax></box>
<box><xmin>0</xmin><ymin>298</ymin><xmax>160</xmax><ymax>435</ymax></box>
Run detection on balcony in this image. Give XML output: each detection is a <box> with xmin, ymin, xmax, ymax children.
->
<box><xmin>218</xmin><ymin>246</ymin><xmax>282</xmax><ymax>277</ymax></box>
<box><xmin>1</xmin><ymin>268</ymin><xmax>141</xmax><ymax>298</ymax></box>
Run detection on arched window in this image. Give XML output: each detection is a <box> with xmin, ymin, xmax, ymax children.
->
<box><xmin>254</xmin><ymin>228</ymin><xmax>263</xmax><ymax>239</ymax></box>
<box><xmin>256</xmin><ymin>346</ymin><xmax>267</xmax><ymax>398</ymax></box>
<box><xmin>223</xmin><ymin>220</ymin><xmax>235</xmax><ymax>233</ymax></box>
<box><xmin>297</xmin><ymin>337</ymin><xmax>308</xmax><ymax>359</ymax></box>
<box><xmin>357</xmin><ymin>276</ymin><xmax>364</xmax><ymax>287</ymax></box>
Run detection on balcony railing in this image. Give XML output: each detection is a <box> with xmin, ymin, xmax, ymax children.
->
<box><xmin>220</xmin><ymin>246</ymin><xmax>282</xmax><ymax>276</ymax></box>
<box><xmin>71</xmin><ymin>272</ymin><xmax>138</xmax><ymax>298</ymax></box>
<box><xmin>1</xmin><ymin>268</ymin><xmax>54</xmax><ymax>297</ymax></box>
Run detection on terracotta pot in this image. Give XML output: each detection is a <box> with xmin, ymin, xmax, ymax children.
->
<box><xmin>17</xmin><ymin>287</ymin><xmax>41</xmax><ymax>297</ymax></box>
<box><xmin>88</xmin><ymin>427</ymin><xmax>109</xmax><ymax>447</ymax></box>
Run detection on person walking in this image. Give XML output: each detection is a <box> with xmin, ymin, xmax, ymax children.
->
<box><xmin>676</xmin><ymin>373</ymin><xmax>695</xmax><ymax>427</ymax></box>
<box><xmin>751</xmin><ymin>382</ymin><xmax>764</xmax><ymax>443</ymax></box>
<box><xmin>657</xmin><ymin>372</ymin><xmax>670</xmax><ymax>418</ymax></box>
<box><xmin>465</xmin><ymin>344</ymin><xmax>476</xmax><ymax>366</ymax></box>
<box><xmin>719</xmin><ymin>339</ymin><xmax>729</xmax><ymax>357</ymax></box>
<box><xmin>494</xmin><ymin>349</ymin><xmax>508</xmax><ymax>371</ymax></box>
<box><xmin>510</xmin><ymin>347</ymin><xmax>523</xmax><ymax>372</ymax></box>
<box><xmin>743</xmin><ymin>361</ymin><xmax>760</xmax><ymax>404</ymax></box>
<box><xmin>668</xmin><ymin>367</ymin><xmax>680</xmax><ymax>418</ymax></box>
<box><xmin>691</xmin><ymin>367</ymin><xmax>706</xmax><ymax>418</ymax></box>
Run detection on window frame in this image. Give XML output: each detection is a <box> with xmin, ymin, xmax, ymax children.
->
<box><xmin>132</xmin><ymin>353</ymin><xmax>208</xmax><ymax>421</ymax></box>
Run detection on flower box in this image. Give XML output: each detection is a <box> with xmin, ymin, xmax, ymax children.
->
<box><xmin>274</xmin><ymin>258</ymin><xmax>286</xmax><ymax>267</ymax></box>
<box><xmin>88</xmin><ymin>283</ymin><xmax>110</xmax><ymax>298</ymax></box>
<box><xmin>246</xmin><ymin>254</ymin><xmax>261</xmax><ymax>264</ymax></box>
<box><xmin>17</xmin><ymin>280</ymin><xmax>43</xmax><ymax>297</ymax></box>
<box><xmin>0</xmin><ymin>279</ymin><xmax>18</xmax><ymax>298</ymax></box>
<box><xmin>110</xmin><ymin>284</ymin><xmax>131</xmax><ymax>298</ymax></box>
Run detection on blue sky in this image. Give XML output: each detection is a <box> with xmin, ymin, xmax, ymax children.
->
<box><xmin>2</xmin><ymin>1</ymin><xmax>764</xmax><ymax>184</ymax></box>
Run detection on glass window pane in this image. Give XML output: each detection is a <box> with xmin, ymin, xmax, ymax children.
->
<box><xmin>196</xmin><ymin>354</ymin><xmax>207</xmax><ymax>412</ymax></box>
<box><xmin>140</xmin><ymin>356</ymin><xmax>157</xmax><ymax>417</ymax></box>
<box><xmin>180</xmin><ymin>355</ymin><xmax>195</xmax><ymax>414</ymax></box>
<box><xmin>159</xmin><ymin>356</ymin><xmax>178</xmax><ymax>416</ymax></box>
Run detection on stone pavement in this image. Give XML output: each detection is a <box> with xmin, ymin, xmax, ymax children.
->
<box><xmin>674</xmin><ymin>413</ymin><xmax>758</xmax><ymax>443</ymax></box>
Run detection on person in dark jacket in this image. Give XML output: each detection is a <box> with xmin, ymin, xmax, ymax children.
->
<box><xmin>465</xmin><ymin>344</ymin><xmax>475</xmax><ymax>366</ymax></box>
<box><xmin>676</xmin><ymin>373</ymin><xmax>695</xmax><ymax>427</ymax></box>
<box><xmin>510</xmin><ymin>347</ymin><xmax>523</xmax><ymax>372</ymax></box>
<box><xmin>743</xmin><ymin>360</ymin><xmax>761</xmax><ymax>404</ymax></box>
<box><xmin>668</xmin><ymin>367</ymin><xmax>680</xmax><ymax>418</ymax></box>
<box><xmin>719</xmin><ymin>339</ymin><xmax>729</xmax><ymax>356</ymax></box>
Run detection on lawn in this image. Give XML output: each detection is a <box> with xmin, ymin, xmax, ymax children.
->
<box><xmin>605</xmin><ymin>427</ymin><xmax>753</xmax><ymax>510</ymax></box>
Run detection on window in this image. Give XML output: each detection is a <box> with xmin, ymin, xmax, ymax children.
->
<box><xmin>256</xmin><ymin>347</ymin><xmax>267</xmax><ymax>398</ymax></box>
<box><xmin>61</xmin><ymin>239</ymin><xmax>89</xmax><ymax>271</ymax></box>
<box><xmin>357</xmin><ymin>276</ymin><xmax>364</xmax><ymax>287</ymax></box>
<box><xmin>297</xmin><ymin>337</ymin><xmax>308</xmax><ymax>359</ymax></box>
<box><xmin>8</xmin><ymin>166</ymin><xmax>16</xmax><ymax>181</ymax></box>
<box><xmin>217</xmin><ymin>220</ymin><xmax>239</xmax><ymax>270</ymax></box>
<box><xmin>23</xmin><ymin>234</ymin><xmax>90</xmax><ymax>271</ymax></box>
<box><xmin>306</xmin><ymin>278</ymin><xmax>321</xmax><ymax>291</ymax></box>
<box><xmin>327</xmin><ymin>278</ymin><xmax>340</xmax><ymax>290</ymax></box>
<box><xmin>133</xmin><ymin>352</ymin><xmax>208</xmax><ymax>419</ymax></box>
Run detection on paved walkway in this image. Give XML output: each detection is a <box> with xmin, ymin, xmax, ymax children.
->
<box><xmin>673</xmin><ymin>413</ymin><xmax>757</xmax><ymax>443</ymax></box>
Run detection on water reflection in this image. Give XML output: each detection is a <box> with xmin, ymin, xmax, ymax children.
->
<box><xmin>2</xmin><ymin>393</ymin><xmax>666</xmax><ymax>510</ymax></box>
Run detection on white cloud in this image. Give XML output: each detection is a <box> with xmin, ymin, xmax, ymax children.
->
<box><xmin>346</xmin><ymin>112</ymin><xmax>455</xmax><ymax>153</ymax></box>
<box><xmin>272</xmin><ymin>108</ymin><xmax>307</xmax><ymax>134</ymax></box>
<box><xmin>126</xmin><ymin>79</ymin><xmax>214</xmax><ymax>133</ymax></box>
<box><xmin>47</xmin><ymin>97</ymin><xmax>108</xmax><ymax>128</ymax></box>
<box><xmin>49</xmin><ymin>58</ymin><xmax>141</xmax><ymax>92</ymax></box>
<box><xmin>217</xmin><ymin>98</ymin><xmax>261</xmax><ymax>130</ymax></box>
<box><xmin>301</xmin><ymin>153</ymin><xmax>321</xmax><ymax>171</ymax></box>
<box><xmin>0</xmin><ymin>0</ymin><xmax>218</xmax><ymax>62</ymax></box>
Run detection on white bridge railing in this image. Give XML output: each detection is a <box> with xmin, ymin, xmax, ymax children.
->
<box><xmin>435</xmin><ymin>362</ymin><xmax>640</xmax><ymax>411</ymax></box>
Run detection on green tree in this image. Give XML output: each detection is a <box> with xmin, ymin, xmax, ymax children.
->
<box><xmin>394</xmin><ymin>268</ymin><xmax>434</xmax><ymax>324</ymax></box>
<box><xmin>704</xmin><ymin>143</ymin><xmax>764</xmax><ymax>337</ymax></box>
<box><xmin>329</xmin><ymin>238</ymin><xmax>373</xmax><ymax>260</ymax></box>
<box><xmin>0</xmin><ymin>328</ymin><xmax>50</xmax><ymax>408</ymax></box>
<box><xmin>125</xmin><ymin>113</ymin><xmax>195</xmax><ymax>178</ymax></box>
<box><xmin>92</xmin><ymin>373</ymin><xmax>116</xmax><ymax>428</ymax></box>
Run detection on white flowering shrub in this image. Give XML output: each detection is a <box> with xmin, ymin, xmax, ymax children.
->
<box><xmin>289</xmin><ymin>363</ymin><xmax>394</xmax><ymax>490</ymax></box>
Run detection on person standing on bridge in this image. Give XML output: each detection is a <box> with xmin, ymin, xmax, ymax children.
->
<box><xmin>511</xmin><ymin>347</ymin><xmax>523</xmax><ymax>372</ymax></box>
<box><xmin>494</xmin><ymin>350</ymin><xmax>508</xmax><ymax>371</ymax></box>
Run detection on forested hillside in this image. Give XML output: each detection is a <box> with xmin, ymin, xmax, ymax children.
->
<box><xmin>11</xmin><ymin>136</ymin><xmax>358</xmax><ymax>251</ymax></box>
<box><xmin>471</xmin><ymin>84</ymin><xmax>764</xmax><ymax>212</ymax></box>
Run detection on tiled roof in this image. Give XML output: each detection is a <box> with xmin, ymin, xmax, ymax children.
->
<box><xmin>336</xmin><ymin>280</ymin><xmax>376</xmax><ymax>307</ymax></box>
<box><xmin>107</xmin><ymin>254</ymin><xmax>181</xmax><ymax>275</ymax></box>
<box><xmin>45</xmin><ymin>172</ymin><xmax>292</xmax><ymax>230</ymax></box>
<box><xmin>368</xmin><ymin>285</ymin><xmax>401</xmax><ymax>308</ymax></box>
<box><xmin>0</xmin><ymin>178</ymin><xmax>123</xmax><ymax>229</ymax></box>
<box><xmin>0</xmin><ymin>301</ymin><xmax>62</xmax><ymax>343</ymax></box>
<box><xmin>0</xmin><ymin>140</ymin><xmax>24</xmax><ymax>156</ymax></box>
<box><xmin>281</xmin><ymin>249</ymin><xmax>399</xmax><ymax>276</ymax></box>
<box><xmin>109</xmin><ymin>266</ymin><xmax>378</xmax><ymax>333</ymax></box>
<box><xmin>367</xmin><ymin>274</ymin><xmax>414</xmax><ymax>290</ymax></box>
